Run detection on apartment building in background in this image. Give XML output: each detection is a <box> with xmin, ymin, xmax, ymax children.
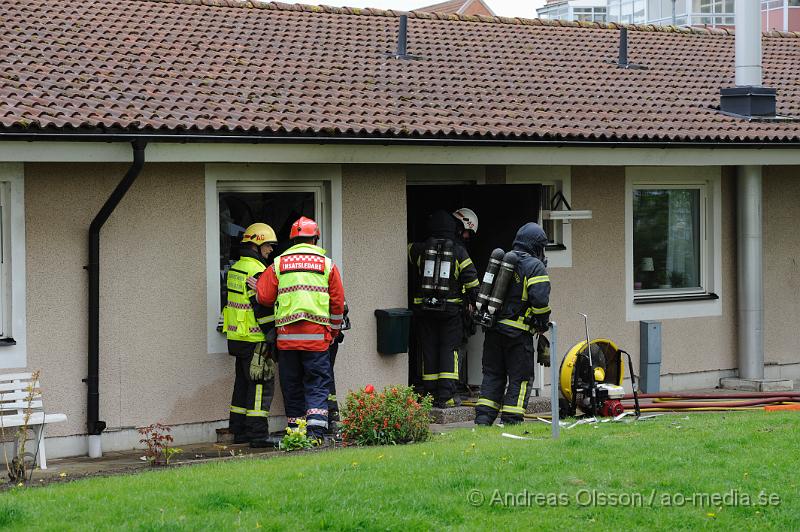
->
<box><xmin>539</xmin><ymin>0</ymin><xmax>800</xmax><ymax>31</ymax></box>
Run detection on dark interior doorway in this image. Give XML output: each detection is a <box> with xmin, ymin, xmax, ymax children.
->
<box><xmin>406</xmin><ymin>183</ymin><xmax>542</xmax><ymax>389</ymax></box>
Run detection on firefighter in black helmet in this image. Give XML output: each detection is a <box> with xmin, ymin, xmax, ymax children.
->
<box><xmin>408</xmin><ymin>210</ymin><xmax>480</xmax><ymax>408</ymax></box>
<box><xmin>475</xmin><ymin>222</ymin><xmax>551</xmax><ymax>426</ymax></box>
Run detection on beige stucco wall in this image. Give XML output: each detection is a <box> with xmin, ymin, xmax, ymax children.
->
<box><xmin>338</xmin><ymin>165</ymin><xmax>409</xmax><ymax>397</ymax></box>
<box><xmin>764</xmin><ymin>166</ymin><xmax>800</xmax><ymax>366</ymax></box>
<box><xmin>549</xmin><ymin>166</ymin><xmax>738</xmax><ymax>377</ymax></box>
<box><xmin>25</xmin><ymin>162</ymin><xmax>231</xmax><ymax>438</ymax></box>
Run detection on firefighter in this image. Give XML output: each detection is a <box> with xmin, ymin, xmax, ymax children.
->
<box><xmin>249</xmin><ymin>216</ymin><xmax>345</xmax><ymax>441</ymax></box>
<box><xmin>475</xmin><ymin>222</ymin><xmax>551</xmax><ymax>426</ymax></box>
<box><xmin>409</xmin><ymin>210</ymin><xmax>480</xmax><ymax>408</ymax></box>
<box><xmin>452</xmin><ymin>208</ymin><xmax>479</xmax><ymax>396</ymax></box>
<box><xmin>223</xmin><ymin>223</ymin><xmax>278</xmax><ymax>448</ymax></box>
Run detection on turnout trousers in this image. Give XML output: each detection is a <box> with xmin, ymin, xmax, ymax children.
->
<box><xmin>417</xmin><ymin>312</ymin><xmax>463</xmax><ymax>404</ymax></box>
<box><xmin>278</xmin><ymin>349</ymin><xmax>332</xmax><ymax>439</ymax></box>
<box><xmin>475</xmin><ymin>330</ymin><xmax>534</xmax><ymax>425</ymax></box>
<box><xmin>229</xmin><ymin>340</ymin><xmax>274</xmax><ymax>441</ymax></box>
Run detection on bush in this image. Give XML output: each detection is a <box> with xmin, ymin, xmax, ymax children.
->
<box><xmin>341</xmin><ymin>385</ymin><xmax>432</xmax><ymax>446</ymax></box>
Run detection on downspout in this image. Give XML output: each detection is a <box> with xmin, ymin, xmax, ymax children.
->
<box><xmin>84</xmin><ymin>140</ymin><xmax>146</xmax><ymax>458</ymax></box>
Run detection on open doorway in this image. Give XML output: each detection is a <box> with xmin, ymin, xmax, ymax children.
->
<box><xmin>406</xmin><ymin>183</ymin><xmax>542</xmax><ymax>392</ymax></box>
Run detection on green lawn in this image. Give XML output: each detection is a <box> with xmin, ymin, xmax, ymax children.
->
<box><xmin>1</xmin><ymin>412</ymin><xmax>798</xmax><ymax>530</ymax></box>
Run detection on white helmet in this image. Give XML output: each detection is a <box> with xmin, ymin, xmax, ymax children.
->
<box><xmin>453</xmin><ymin>207</ymin><xmax>478</xmax><ymax>235</ymax></box>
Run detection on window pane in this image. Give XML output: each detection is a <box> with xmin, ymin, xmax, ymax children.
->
<box><xmin>633</xmin><ymin>189</ymin><xmax>701</xmax><ymax>291</ymax></box>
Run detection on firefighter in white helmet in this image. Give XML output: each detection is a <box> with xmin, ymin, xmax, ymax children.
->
<box><xmin>452</xmin><ymin>207</ymin><xmax>478</xmax><ymax>243</ymax></box>
<box><xmin>223</xmin><ymin>222</ymin><xmax>278</xmax><ymax>448</ymax></box>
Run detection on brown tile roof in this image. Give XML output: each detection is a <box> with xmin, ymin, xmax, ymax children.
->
<box><xmin>2</xmin><ymin>0</ymin><xmax>800</xmax><ymax>143</ymax></box>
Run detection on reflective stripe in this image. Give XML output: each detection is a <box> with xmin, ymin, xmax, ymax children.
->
<box><xmin>422</xmin><ymin>373</ymin><xmax>438</xmax><ymax>381</ymax></box>
<box><xmin>499</xmin><ymin>318</ymin><xmax>530</xmax><ymax>331</ymax></box>
<box><xmin>438</xmin><ymin>350</ymin><xmax>460</xmax><ymax>380</ymax></box>
<box><xmin>276</xmin><ymin>312</ymin><xmax>331</xmax><ymax>326</ymax></box>
<box><xmin>257</xmin><ymin>315</ymin><xmax>275</xmax><ymax>325</ymax></box>
<box><xmin>459</xmin><ymin>258</ymin><xmax>473</xmax><ymax>270</ymax></box>
<box><xmin>227</xmin><ymin>325</ymin><xmax>262</xmax><ymax>334</ymax></box>
<box><xmin>227</xmin><ymin>301</ymin><xmax>252</xmax><ymax>310</ymax></box>
<box><xmin>277</xmin><ymin>333</ymin><xmax>327</xmax><ymax>341</ymax></box>
<box><xmin>254</xmin><ymin>384</ymin><xmax>263</xmax><ymax>411</ymax></box>
<box><xmin>463</xmin><ymin>279</ymin><xmax>480</xmax><ymax>289</ymax></box>
<box><xmin>307</xmin><ymin>419</ymin><xmax>328</xmax><ymax>428</ymax></box>
<box><xmin>230</xmin><ymin>405</ymin><xmax>247</xmax><ymax>415</ymax></box>
<box><xmin>530</xmin><ymin>306</ymin><xmax>551</xmax><ymax>315</ymax></box>
<box><xmin>476</xmin><ymin>398</ymin><xmax>500</xmax><ymax>410</ymax></box>
<box><xmin>447</xmin><ymin>298</ymin><xmax>463</xmax><ymax>304</ymax></box>
<box><xmin>527</xmin><ymin>275</ymin><xmax>550</xmax><ymax>286</ymax></box>
<box><xmin>246</xmin><ymin>410</ymin><xmax>269</xmax><ymax>417</ymax></box>
<box><xmin>502</xmin><ymin>381</ymin><xmax>528</xmax><ymax>415</ymax></box>
<box><xmin>307</xmin><ymin>408</ymin><xmax>328</xmax><ymax>416</ymax></box>
<box><xmin>329</xmin><ymin>313</ymin><xmax>344</xmax><ymax>320</ymax></box>
<box><xmin>277</xmin><ymin>284</ymin><xmax>329</xmax><ymax>295</ymax></box>
<box><xmin>413</xmin><ymin>297</ymin><xmax>423</xmax><ymax>304</ymax></box>
<box><xmin>287</xmin><ymin>416</ymin><xmax>305</xmax><ymax>425</ymax></box>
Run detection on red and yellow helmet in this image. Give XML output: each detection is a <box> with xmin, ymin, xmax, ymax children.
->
<box><xmin>289</xmin><ymin>216</ymin><xmax>320</xmax><ymax>239</ymax></box>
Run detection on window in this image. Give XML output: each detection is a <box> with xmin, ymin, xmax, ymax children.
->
<box><xmin>0</xmin><ymin>164</ymin><xmax>26</xmax><ymax>368</ymax></box>
<box><xmin>507</xmin><ymin>166</ymin><xmax>572</xmax><ymax>268</ymax></box>
<box><xmin>633</xmin><ymin>186</ymin><xmax>704</xmax><ymax>296</ymax></box>
<box><xmin>205</xmin><ymin>164</ymin><xmax>340</xmax><ymax>353</ymax></box>
<box><xmin>625</xmin><ymin>168</ymin><xmax>722</xmax><ymax>322</ymax></box>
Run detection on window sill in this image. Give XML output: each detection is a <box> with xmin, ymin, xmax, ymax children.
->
<box><xmin>545</xmin><ymin>243</ymin><xmax>567</xmax><ymax>252</ymax></box>
<box><xmin>0</xmin><ymin>338</ymin><xmax>17</xmax><ymax>347</ymax></box>
<box><xmin>634</xmin><ymin>293</ymin><xmax>719</xmax><ymax>305</ymax></box>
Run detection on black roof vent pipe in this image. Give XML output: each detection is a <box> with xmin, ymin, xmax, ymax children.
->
<box><xmin>613</xmin><ymin>27</ymin><xmax>647</xmax><ymax>70</ymax></box>
<box><xmin>386</xmin><ymin>14</ymin><xmax>420</xmax><ymax>60</ymax></box>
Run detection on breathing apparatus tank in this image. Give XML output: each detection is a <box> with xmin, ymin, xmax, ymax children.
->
<box><xmin>420</xmin><ymin>238</ymin><xmax>455</xmax><ymax>311</ymax></box>
<box><xmin>472</xmin><ymin>248</ymin><xmax>505</xmax><ymax>326</ymax></box>
<box><xmin>473</xmin><ymin>250</ymin><xmax>519</xmax><ymax>327</ymax></box>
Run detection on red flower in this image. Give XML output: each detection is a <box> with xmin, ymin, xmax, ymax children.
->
<box><xmin>365</xmin><ymin>384</ymin><xmax>375</xmax><ymax>394</ymax></box>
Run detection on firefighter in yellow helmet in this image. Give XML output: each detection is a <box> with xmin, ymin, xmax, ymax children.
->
<box><xmin>223</xmin><ymin>222</ymin><xmax>278</xmax><ymax>448</ymax></box>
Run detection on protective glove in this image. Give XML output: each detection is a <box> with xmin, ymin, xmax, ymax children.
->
<box><xmin>249</xmin><ymin>343</ymin><xmax>270</xmax><ymax>380</ymax></box>
<box><xmin>536</xmin><ymin>334</ymin><xmax>551</xmax><ymax>367</ymax></box>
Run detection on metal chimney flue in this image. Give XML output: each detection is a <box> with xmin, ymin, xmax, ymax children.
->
<box><xmin>720</xmin><ymin>0</ymin><xmax>776</xmax><ymax>118</ymax></box>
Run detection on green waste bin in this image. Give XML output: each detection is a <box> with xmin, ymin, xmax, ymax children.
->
<box><xmin>374</xmin><ymin>308</ymin><xmax>413</xmax><ymax>355</ymax></box>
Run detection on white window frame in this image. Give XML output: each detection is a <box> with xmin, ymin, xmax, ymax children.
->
<box><xmin>0</xmin><ymin>163</ymin><xmax>26</xmax><ymax>369</ymax></box>
<box><xmin>205</xmin><ymin>164</ymin><xmax>342</xmax><ymax>354</ymax></box>
<box><xmin>507</xmin><ymin>166</ymin><xmax>572</xmax><ymax>268</ymax></box>
<box><xmin>625</xmin><ymin>167</ymin><xmax>722</xmax><ymax>322</ymax></box>
<box><xmin>632</xmin><ymin>183</ymin><xmax>708</xmax><ymax>299</ymax></box>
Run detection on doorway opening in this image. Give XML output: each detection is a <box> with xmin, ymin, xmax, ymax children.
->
<box><xmin>406</xmin><ymin>183</ymin><xmax>542</xmax><ymax>393</ymax></box>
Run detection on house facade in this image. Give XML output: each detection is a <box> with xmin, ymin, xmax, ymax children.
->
<box><xmin>1</xmin><ymin>0</ymin><xmax>799</xmax><ymax>459</ymax></box>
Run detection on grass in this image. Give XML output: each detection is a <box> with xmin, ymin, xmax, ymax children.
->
<box><xmin>1</xmin><ymin>411</ymin><xmax>799</xmax><ymax>530</ymax></box>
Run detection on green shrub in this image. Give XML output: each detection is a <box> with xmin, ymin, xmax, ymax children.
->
<box><xmin>280</xmin><ymin>419</ymin><xmax>316</xmax><ymax>451</ymax></box>
<box><xmin>341</xmin><ymin>385</ymin><xmax>432</xmax><ymax>446</ymax></box>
